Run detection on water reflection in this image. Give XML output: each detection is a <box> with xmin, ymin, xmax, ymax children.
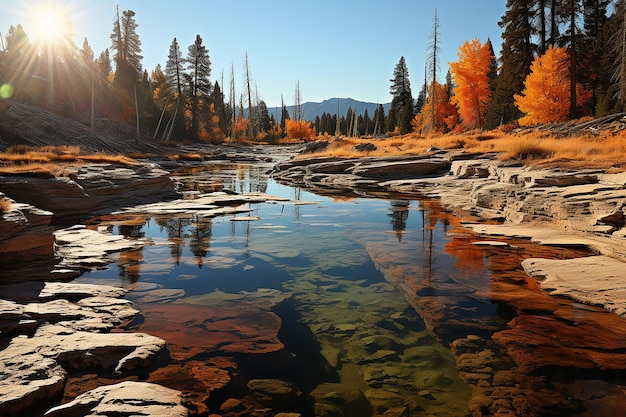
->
<box><xmin>73</xmin><ymin>162</ymin><xmax>626</xmax><ymax>416</ymax></box>
<box><xmin>388</xmin><ymin>200</ymin><xmax>409</xmax><ymax>241</ymax></box>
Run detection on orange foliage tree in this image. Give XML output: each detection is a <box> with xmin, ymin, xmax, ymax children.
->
<box><xmin>515</xmin><ymin>46</ymin><xmax>592</xmax><ymax>126</ymax></box>
<box><xmin>449</xmin><ymin>39</ymin><xmax>493</xmax><ymax>130</ymax></box>
<box><xmin>412</xmin><ymin>82</ymin><xmax>459</xmax><ymax>134</ymax></box>
<box><xmin>285</xmin><ymin>119</ymin><xmax>316</xmax><ymax>140</ymax></box>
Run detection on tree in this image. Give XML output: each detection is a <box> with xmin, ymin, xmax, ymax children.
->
<box><xmin>514</xmin><ymin>46</ymin><xmax>591</xmax><ymax>125</ymax></box>
<box><xmin>109</xmin><ymin>7</ymin><xmax>143</xmax><ymax>124</ymax></box>
<box><xmin>413</xmin><ymin>82</ymin><xmax>459</xmax><ymax>134</ymax></box>
<box><xmin>449</xmin><ymin>39</ymin><xmax>493</xmax><ymax>130</ymax></box>
<box><xmin>110</xmin><ymin>8</ymin><xmax>142</xmax><ymax>92</ymax></box>
<box><xmin>186</xmin><ymin>34</ymin><xmax>211</xmax><ymax>139</ymax></box>
<box><xmin>426</xmin><ymin>9</ymin><xmax>442</xmax><ymax>133</ymax></box>
<box><xmin>388</xmin><ymin>56</ymin><xmax>413</xmax><ymax>133</ymax></box>
<box><xmin>484</xmin><ymin>0</ymin><xmax>535</xmax><ymax>129</ymax></box>
<box><xmin>285</xmin><ymin>119</ymin><xmax>316</xmax><ymax>140</ymax></box>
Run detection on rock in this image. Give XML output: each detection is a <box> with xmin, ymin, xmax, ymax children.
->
<box><xmin>350</xmin><ymin>158</ymin><xmax>451</xmax><ymax>179</ymax></box>
<box><xmin>55</xmin><ymin>225</ymin><xmax>145</xmax><ymax>271</ymax></box>
<box><xmin>0</xmin><ymin>353</ymin><xmax>67</xmax><ymax>416</ymax></box>
<box><xmin>311</xmin><ymin>383</ymin><xmax>371</xmax><ymax>417</ymax></box>
<box><xmin>246</xmin><ymin>379</ymin><xmax>302</xmax><ymax>409</ymax></box>
<box><xmin>354</xmin><ymin>142</ymin><xmax>377</xmax><ymax>152</ymax></box>
<box><xmin>0</xmin><ymin>201</ymin><xmax>59</xmax><ymax>282</ymax></box>
<box><xmin>43</xmin><ymin>381</ymin><xmax>188</xmax><ymax>417</ymax></box>
<box><xmin>522</xmin><ymin>256</ymin><xmax>626</xmax><ymax>316</ymax></box>
<box><xmin>0</xmin><ymin>162</ymin><xmax>177</xmax><ymax>225</ymax></box>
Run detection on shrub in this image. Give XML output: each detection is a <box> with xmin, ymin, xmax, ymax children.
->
<box><xmin>285</xmin><ymin>119</ymin><xmax>316</xmax><ymax>140</ymax></box>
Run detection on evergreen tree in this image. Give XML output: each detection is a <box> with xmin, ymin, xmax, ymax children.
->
<box><xmin>580</xmin><ymin>0</ymin><xmax>611</xmax><ymax>113</ymax></box>
<box><xmin>186</xmin><ymin>34</ymin><xmax>212</xmax><ymax>139</ymax></box>
<box><xmin>110</xmin><ymin>8</ymin><xmax>143</xmax><ymax>93</ymax></box>
<box><xmin>258</xmin><ymin>100</ymin><xmax>271</xmax><ymax>133</ymax></box>
<box><xmin>373</xmin><ymin>103</ymin><xmax>385</xmax><ymax>136</ymax></box>
<box><xmin>210</xmin><ymin>81</ymin><xmax>228</xmax><ymax>136</ymax></box>
<box><xmin>596</xmin><ymin>2</ymin><xmax>624</xmax><ymax>115</ymax></box>
<box><xmin>109</xmin><ymin>7</ymin><xmax>143</xmax><ymax>123</ymax></box>
<box><xmin>484</xmin><ymin>0</ymin><xmax>535</xmax><ymax>129</ymax></box>
<box><xmin>388</xmin><ymin>56</ymin><xmax>413</xmax><ymax>133</ymax></box>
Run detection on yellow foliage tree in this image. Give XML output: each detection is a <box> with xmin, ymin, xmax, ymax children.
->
<box><xmin>449</xmin><ymin>39</ymin><xmax>493</xmax><ymax>130</ymax></box>
<box><xmin>412</xmin><ymin>82</ymin><xmax>459</xmax><ymax>134</ymax></box>
<box><xmin>285</xmin><ymin>119</ymin><xmax>316</xmax><ymax>140</ymax></box>
<box><xmin>514</xmin><ymin>46</ymin><xmax>592</xmax><ymax>126</ymax></box>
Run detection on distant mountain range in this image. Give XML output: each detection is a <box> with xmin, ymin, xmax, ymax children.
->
<box><xmin>267</xmin><ymin>98</ymin><xmax>391</xmax><ymax>122</ymax></box>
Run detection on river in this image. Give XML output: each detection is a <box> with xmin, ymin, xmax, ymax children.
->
<box><xmin>72</xmin><ymin>161</ymin><xmax>626</xmax><ymax>417</ymax></box>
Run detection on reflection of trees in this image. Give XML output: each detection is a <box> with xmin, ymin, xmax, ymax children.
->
<box><xmin>388</xmin><ymin>200</ymin><xmax>410</xmax><ymax>241</ymax></box>
<box><xmin>118</xmin><ymin>249</ymin><xmax>143</xmax><ymax>284</ymax></box>
<box><xmin>189</xmin><ymin>215</ymin><xmax>213</xmax><ymax>268</ymax></box>
<box><xmin>155</xmin><ymin>217</ymin><xmax>187</xmax><ymax>265</ymax></box>
<box><xmin>116</xmin><ymin>221</ymin><xmax>147</xmax><ymax>285</ymax></box>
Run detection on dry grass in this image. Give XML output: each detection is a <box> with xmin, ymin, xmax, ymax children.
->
<box><xmin>0</xmin><ymin>145</ymin><xmax>139</xmax><ymax>176</ymax></box>
<box><xmin>300</xmin><ymin>130</ymin><xmax>626</xmax><ymax>172</ymax></box>
<box><xmin>0</xmin><ymin>197</ymin><xmax>11</xmax><ymax>213</ymax></box>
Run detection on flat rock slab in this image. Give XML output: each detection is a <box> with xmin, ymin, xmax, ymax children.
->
<box><xmin>466</xmin><ymin>223</ymin><xmax>595</xmax><ymax>248</ymax></box>
<box><xmin>43</xmin><ymin>381</ymin><xmax>188</xmax><ymax>417</ymax></box>
<box><xmin>55</xmin><ymin>225</ymin><xmax>144</xmax><ymax>270</ymax></box>
<box><xmin>522</xmin><ymin>256</ymin><xmax>626</xmax><ymax>316</ymax></box>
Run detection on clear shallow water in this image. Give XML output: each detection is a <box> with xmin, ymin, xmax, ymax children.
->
<box><xmin>77</xmin><ymin>165</ymin><xmax>474</xmax><ymax>415</ymax></box>
<box><xmin>75</xmin><ymin>162</ymin><xmax>626</xmax><ymax>416</ymax></box>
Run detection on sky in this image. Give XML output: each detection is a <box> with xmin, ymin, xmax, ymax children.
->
<box><xmin>0</xmin><ymin>0</ymin><xmax>507</xmax><ymax>108</ymax></box>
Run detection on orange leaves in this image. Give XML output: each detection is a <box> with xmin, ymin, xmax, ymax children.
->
<box><xmin>285</xmin><ymin>119</ymin><xmax>316</xmax><ymax>140</ymax></box>
<box><xmin>449</xmin><ymin>39</ymin><xmax>493</xmax><ymax>130</ymax></box>
<box><xmin>515</xmin><ymin>46</ymin><xmax>592</xmax><ymax>126</ymax></box>
<box><xmin>413</xmin><ymin>82</ymin><xmax>459</xmax><ymax>134</ymax></box>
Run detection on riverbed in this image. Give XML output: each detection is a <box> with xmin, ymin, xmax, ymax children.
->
<box><xmin>64</xmin><ymin>160</ymin><xmax>626</xmax><ymax>416</ymax></box>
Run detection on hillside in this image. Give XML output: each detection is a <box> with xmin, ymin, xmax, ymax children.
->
<box><xmin>268</xmin><ymin>98</ymin><xmax>391</xmax><ymax>122</ymax></box>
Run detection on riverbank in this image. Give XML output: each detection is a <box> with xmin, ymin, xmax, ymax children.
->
<box><xmin>1</xmin><ymin>142</ymin><xmax>626</xmax><ymax>416</ymax></box>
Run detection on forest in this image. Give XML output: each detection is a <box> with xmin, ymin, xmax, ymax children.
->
<box><xmin>0</xmin><ymin>1</ymin><xmax>625</xmax><ymax>143</ymax></box>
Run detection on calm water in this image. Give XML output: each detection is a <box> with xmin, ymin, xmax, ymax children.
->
<box><xmin>74</xmin><ymin>162</ymin><xmax>625</xmax><ymax>416</ymax></box>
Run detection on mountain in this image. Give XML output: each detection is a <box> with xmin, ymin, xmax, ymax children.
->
<box><xmin>267</xmin><ymin>98</ymin><xmax>391</xmax><ymax>122</ymax></box>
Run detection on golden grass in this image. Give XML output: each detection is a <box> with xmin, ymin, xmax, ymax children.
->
<box><xmin>0</xmin><ymin>145</ymin><xmax>139</xmax><ymax>176</ymax></box>
<box><xmin>300</xmin><ymin>130</ymin><xmax>626</xmax><ymax>171</ymax></box>
<box><xmin>0</xmin><ymin>197</ymin><xmax>11</xmax><ymax>213</ymax></box>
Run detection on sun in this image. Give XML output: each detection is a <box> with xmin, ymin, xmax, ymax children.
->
<box><xmin>28</xmin><ymin>2</ymin><xmax>72</xmax><ymax>45</ymax></box>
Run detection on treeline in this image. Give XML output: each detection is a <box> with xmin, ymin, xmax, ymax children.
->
<box><xmin>0</xmin><ymin>7</ymin><xmax>288</xmax><ymax>143</ymax></box>
<box><xmin>387</xmin><ymin>1</ymin><xmax>626</xmax><ymax>136</ymax></box>
<box><xmin>2</xmin><ymin>1</ymin><xmax>626</xmax><ymax>143</ymax></box>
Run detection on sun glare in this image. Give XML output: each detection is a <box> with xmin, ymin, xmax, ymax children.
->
<box><xmin>28</xmin><ymin>3</ymin><xmax>72</xmax><ymax>45</ymax></box>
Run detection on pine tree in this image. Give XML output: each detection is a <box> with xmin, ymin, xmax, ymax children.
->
<box><xmin>186</xmin><ymin>34</ymin><xmax>212</xmax><ymax>139</ymax></box>
<box><xmin>110</xmin><ymin>8</ymin><xmax>143</xmax><ymax>92</ymax></box>
<box><xmin>388</xmin><ymin>56</ymin><xmax>413</xmax><ymax>133</ymax></box>
<box><xmin>484</xmin><ymin>0</ymin><xmax>535</xmax><ymax>129</ymax></box>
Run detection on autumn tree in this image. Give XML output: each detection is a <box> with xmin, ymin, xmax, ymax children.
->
<box><xmin>514</xmin><ymin>46</ymin><xmax>591</xmax><ymax>125</ymax></box>
<box><xmin>285</xmin><ymin>119</ymin><xmax>316</xmax><ymax>140</ymax></box>
<box><xmin>413</xmin><ymin>81</ymin><xmax>458</xmax><ymax>134</ymax></box>
<box><xmin>449</xmin><ymin>39</ymin><xmax>494</xmax><ymax>130</ymax></box>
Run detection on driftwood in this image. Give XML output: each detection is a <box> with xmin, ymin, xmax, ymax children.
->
<box><xmin>513</xmin><ymin>113</ymin><xmax>626</xmax><ymax>137</ymax></box>
<box><xmin>0</xmin><ymin>101</ymin><xmax>168</xmax><ymax>153</ymax></box>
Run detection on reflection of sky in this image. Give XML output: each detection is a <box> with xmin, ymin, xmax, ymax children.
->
<box><xmin>80</xmin><ymin>176</ymin><xmax>468</xmax><ymax>303</ymax></box>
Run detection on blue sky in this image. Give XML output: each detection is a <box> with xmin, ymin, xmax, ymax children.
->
<box><xmin>1</xmin><ymin>0</ymin><xmax>506</xmax><ymax>107</ymax></box>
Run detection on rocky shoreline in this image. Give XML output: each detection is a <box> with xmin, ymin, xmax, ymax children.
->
<box><xmin>1</xmin><ymin>144</ymin><xmax>626</xmax><ymax>416</ymax></box>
